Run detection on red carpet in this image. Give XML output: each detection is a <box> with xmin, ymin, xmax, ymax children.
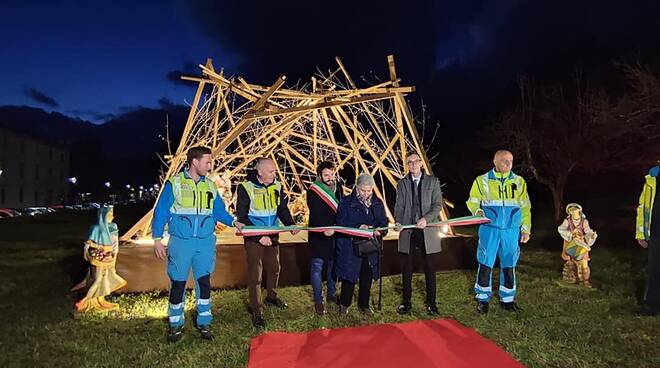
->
<box><xmin>248</xmin><ymin>319</ymin><xmax>524</xmax><ymax>368</ymax></box>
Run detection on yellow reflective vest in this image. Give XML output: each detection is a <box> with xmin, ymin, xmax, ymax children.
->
<box><xmin>636</xmin><ymin>171</ymin><xmax>657</xmax><ymax>240</ymax></box>
<box><xmin>466</xmin><ymin>169</ymin><xmax>532</xmax><ymax>233</ymax></box>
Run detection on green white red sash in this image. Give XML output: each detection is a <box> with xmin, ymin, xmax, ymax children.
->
<box><xmin>309</xmin><ymin>182</ymin><xmax>339</xmax><ymax>213</ymax></box>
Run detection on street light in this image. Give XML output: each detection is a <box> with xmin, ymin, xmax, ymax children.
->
<box><xmin>68</xmin><ymin>177</ymin><xmax>77</xmax><ymax>184</ymax></box>
<box><xmin>104</xmin><ymin>182</ymin><xmax>111</xmax><ymax>188</ymax></box>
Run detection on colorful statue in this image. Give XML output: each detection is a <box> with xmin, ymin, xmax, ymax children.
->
<box><xmin>211</xmin><ymin>171</ymin><xmax>236</xmax><ymax>232</ymax></box>
<box><xmin>210</xmin><ymin>170</ymin><xmax>234</xmax><ymax>206</ymax></box>
<box><xmin>290</xmin><ymin>194</ymin><xmax>309</xmax><ymax>225</ymax></box>
<box><xmin>558</xmin><ymin>203</ymin><xmax>597</xmax><ymax>288</ymax></box>
<box><xmin>72</xmin><ymin>206</ymin><xmax>127</xmax><ymax>311</ymax></box>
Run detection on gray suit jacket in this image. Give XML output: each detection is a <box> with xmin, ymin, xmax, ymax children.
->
<box><xmin>394</xmin><ymin>173</ymin><xmax>444</xmax><ymax>254</ymax></box>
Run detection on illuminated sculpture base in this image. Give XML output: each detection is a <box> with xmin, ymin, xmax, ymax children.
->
<box><xmin>116</xmin><ymin>232</ymin><xmax>477</xmax><ymax>293</ymax></box>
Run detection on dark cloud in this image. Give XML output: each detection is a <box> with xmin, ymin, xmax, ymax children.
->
<box><xmin>186</xmin><ymin>0</ymin><xmax>660</xmax><ymax>123</ymax></box>
<box><xmin>24</xmin><ymin>87</ymin><xmax>59</xmax><ymax>108</ymax></box>
<box><xmin>166</xmin><ymin>61</ymin><xmax>200</xmax><ymax>86</ymax></box>
<box><xmin>187</xmin><ymin>0</ymin><xmax>445</xmax><ymax>85</ymax></box>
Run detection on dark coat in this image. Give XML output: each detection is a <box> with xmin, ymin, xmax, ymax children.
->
<box><xmin>306</xmin><ymin>185</ymin><xmax>343</xmax><ymax>259</ymax></box>
<box><xmin>394</xmin><ymin>173</ymin><xmax>444</xmax><ymax>254</ymax></box>
<box><xmin>335</xmin><ymin>191</ymin><xmax>388</xmax><ymax>283</ymax></box>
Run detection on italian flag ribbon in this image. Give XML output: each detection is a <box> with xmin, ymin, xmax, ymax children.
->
<box><xmin>236</xmin><ymin>215</ymin><xmax>490</xmax><ymax>238</ymax></box>
<box><xmin>309</xmin><ymin>182</ymin><xmax>339</xmax><ymax>213</ymax></box>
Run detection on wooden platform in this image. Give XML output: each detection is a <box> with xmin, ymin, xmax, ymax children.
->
<box><xmin>115</xmin><ymin>232</ymin><xmax>477</xmax><ymax>293</ymax></box>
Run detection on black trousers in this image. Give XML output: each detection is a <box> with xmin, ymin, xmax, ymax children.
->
<box><xmin>400</xmin><ymin>229</ymin><xmax>436</xmax><ymax>305</ymax></box>
<box><xmin>339</xmin><ymin>256</ymin><xmax>373</xmax><ymax>309</ymax></box>
<box><xmin>646</xmin><ymin>237</ymin><xmax>660</xmax><ymax>310</ymax></box>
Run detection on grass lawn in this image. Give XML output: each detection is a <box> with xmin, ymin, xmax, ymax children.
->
<box><xmin>0</xmin><ymin>208</ymin><xmax>658</xmax><ymax>368</ymax></box>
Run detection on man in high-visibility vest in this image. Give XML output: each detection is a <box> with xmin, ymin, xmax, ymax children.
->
<box><xmin>236</xmin><ymin>157</ymin><xmax>298</xmax><ymax>328</ymax></box>
<box><xmin>466</xmin><ymin>150</ymin><xmax>531</xmax><ymax>314</ymax></box>
<box><xmin>635</xmin><ymin>165</ymin><xmax>660</xmax><ymax>316</ymax></box>
<box><xmin>152</xmin><ymin>146</ymin><xmax>244</xmax><ymax>343</ymax></box>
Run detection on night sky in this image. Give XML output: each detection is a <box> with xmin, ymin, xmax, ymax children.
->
<box><xmin>2</xmin><ymin>0</ymin><xmax>660</xmax><ymax>126</ymax></box>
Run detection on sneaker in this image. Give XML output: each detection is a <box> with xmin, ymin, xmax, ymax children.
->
<box><xmin>476</xmin><ymin>301</ymin><xmax>489</xmax><ymax>314</ymax></box>
<box><xmin>197</xmin><ymin>325</ymin><xmax>214</xmax><ymax>340</ymax></box>
<box><xmin>252</xmin><ymin>313</ymin><xmax>266</xmax><ymax>328</ymax></box>
<box><xmin>314</xmin><ymin>302</ymin><xmax>326</xmax><ymax>315</ymax></box>
<box><xmin>426</xmin><ymin>304</ymin><xmax>439</xmax><ymax>315</ymax></box>
<box><xmin>338</xmin><ymin>305</ymin><xmax>349</xmax><ymax>315</ymax></box>
<box><xmin>499</xmin><ymin>301</ymin><xmax>521</xmax><ymax>312</ymax></box>
<box><xmin>360</xmin><ymin>307</ymin><xmax>374</xmax><ymax>317</ymax></box>
<box><xmin>265</xmin><ymin>297</ymin><xmax>288</xmax><ymax>309</ymax></box>
<box><xmin>167</xmin><ymin>325</ymin><xmax>184</xmax><ymax>343</ymax></box>
<box><xmin>397</xmin><ymin>303</ymin><xmax>412</xmax><ymax>314</ymax></box>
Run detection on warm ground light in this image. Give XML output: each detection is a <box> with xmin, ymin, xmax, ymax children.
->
<box><xmin>1</xmin><ymin>208</ymin><xmax>658</xmax><ymax>368</ymax></box>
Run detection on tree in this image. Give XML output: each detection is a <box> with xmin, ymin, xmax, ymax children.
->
<box><xmin>489</xmin><ymin>65</ymin><xmax>660</xmax><ymax>221</ymax></box>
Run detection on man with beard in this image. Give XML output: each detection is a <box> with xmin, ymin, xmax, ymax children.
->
<box><xmin>152</xmin><ymin>146</ymin><xmax>244</xmax><ymax>342</ymax></box>
<box><xmin>307</xmin><ymin>161</ymin><xmax>343</xmax><ymax>315</ymax></box>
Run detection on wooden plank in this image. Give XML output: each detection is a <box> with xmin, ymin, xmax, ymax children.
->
<box><xmin>313</xmin><ymin>111</ymin><xmax>318</xmax><ymax>169</ymax></box>
<box><xmin>337</xmin><ymin>106</ymin><xmax>400</xmax><ymax>187</ymax></box>
<box><xmin>250</xmin><ymin>92</ymin><xmax>397</xmax><ymax>119</ymax></box>
<box><xmin>329</xmin><ymin>106</ymin><xmax>394</xmax><ymax>222</ymax></box>
<box><xmin>335</xmin><ymin>57</ymin><xmax>391</xmax><ymax>151</ymax></box>
<box><xmin>387</xmin><ymin>55</ymin><xmax>408</xmax><ymax>166</ymax></box>
<box><xmin>287</xmin><ymin>131</ymin><xmax>353</xmax><ymax>154</ymax></box>
<box><xmin>212</xmin><ymin>85</ymin><xmax>226</xmax><ymax>152</ymax></box>
<box><xmin>270</xmin><ymin>152</ymin><xmax>292</xmax><ymax>197</ymax></box>
<box><xmin>211</xmin><ymin>76</ymin><xmax>286</xmax><ymax>157</ymax></box>
<box><xmin>320</xmin><ymin>108</ymin><xmax>342</xmax><ymax>164</ymax></box>
<box><xmin>279</xmin><ymin>140</ymin><xmax>316</xmax><ymax>172</ymax></box>
<box><xmin>281</xmin><ymin>148</ymin><xmax>306</xmax><ymax>192</ymax></box>
<box><xmin>200</xmin><ymin>65</ymin><xmax>288</xmax><ymax>109</ymax></box>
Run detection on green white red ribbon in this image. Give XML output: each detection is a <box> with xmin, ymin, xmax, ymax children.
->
<box><xmin>236</xmin><ymin>215</ymin><xmax>490</xmax><ymax>238</ymax></box>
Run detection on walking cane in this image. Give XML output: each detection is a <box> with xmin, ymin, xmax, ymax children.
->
<box><xmin>378</xmin><ymin>235</ymin><xmax>383</xmax><ymax>311</ymax></box>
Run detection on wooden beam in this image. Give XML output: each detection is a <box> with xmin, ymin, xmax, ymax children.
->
<box><xmin>281</xmin><ymin>148</ymin><xmax>307</xmax><ymax>192</ymax></box>
<box><xmin>250</xmin><ymin>92</ymin><xmax>397</xmax><ymax>119</ymax></box>
<box><xmin>335</xmin><ymin>57</ymin><xmax>392</xmax><ymax>151</ymax></box>
<box><xmin>287</xmin><ymin>131</ymin><xmax>353</xmax><ymax>154</ymax></box>
<box><xmin>270</xmin><ymin>152</ymin><xmax>292</xmax><ymax>197</ymax></box>
<box><xmin>320</xmin><ymin>108</ymin><xmax>342</xmax><ymax>164</ymax></box>
<box><xmin>329</xmin><ymin>106</ymin><xmax>394</xmax><ymax>222</ymax></box>
<box><xmin>336</xmin><ymin>106</ymin><xmax>400</xmax><ymax>187</ymax></box>
<box><xmin>211</xmin><ymin>76</ymin><xmax>286</xmax><ymax>157</ymax></box>
<box><xmin>387</xmin><ymin>55</ymin><xmax>408</xmax><ymax>167</ymax></box>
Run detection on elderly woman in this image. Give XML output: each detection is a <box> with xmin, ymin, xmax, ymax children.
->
<box><xmin>335</xmin><ymin>173</ymin><xmax>388</xmax><ymax>315</ymax></box>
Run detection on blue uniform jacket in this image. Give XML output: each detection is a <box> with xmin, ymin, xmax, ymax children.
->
<box><xmin>152</xmin><ymin>176</ymin><xmax>234</xmax><ymax>240</ymax></box>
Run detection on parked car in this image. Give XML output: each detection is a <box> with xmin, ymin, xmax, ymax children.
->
<box><xmin>0</xmin><ymin>208</ymin><xmax>18</xmax><ymax>218</ymax></box>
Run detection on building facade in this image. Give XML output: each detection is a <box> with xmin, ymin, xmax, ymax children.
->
<box><xmin>0</xmin><ymin>128</ymin><xmax>70</xmax><ymax>208</ymax></box>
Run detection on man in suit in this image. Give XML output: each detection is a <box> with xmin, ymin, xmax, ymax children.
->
<box><xmin>394</xmin><ymin>153</ymin><xmax>444</xmax><ymax>314</ymax></box>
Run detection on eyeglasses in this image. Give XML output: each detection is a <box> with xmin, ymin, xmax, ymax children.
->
<box><xmin>407</xmin><ymin>160</ymin><xmax>422</xmax><ymax>165</ymax></box>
